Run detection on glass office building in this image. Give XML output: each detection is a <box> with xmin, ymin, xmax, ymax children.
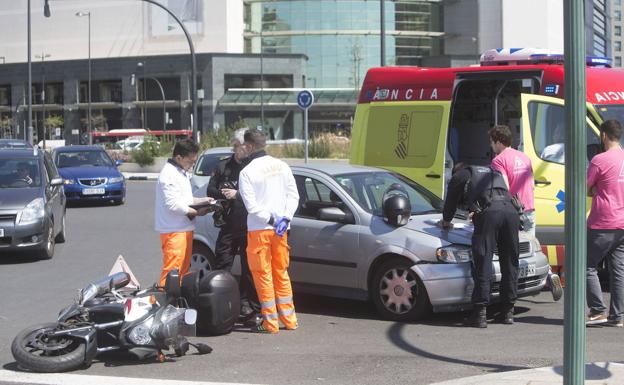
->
<box><xmin>243</xmin><ymin>0</ymin><xmax>443</xmax><ymax>88</ymax></box>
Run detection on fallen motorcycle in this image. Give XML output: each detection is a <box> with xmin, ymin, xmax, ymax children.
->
<box><xmin>11</xmin><ymin>269</ymin><xmax>210</xmax><ymax>373</ymax></box>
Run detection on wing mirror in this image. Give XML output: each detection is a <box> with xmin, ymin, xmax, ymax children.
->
<box><xmin>50</xmin><ymin>177</ymin><xmax>64</xmax><ymax>186</ymax></box>
<box><xmin>318</xmin><ymin>207</ymin><xmax>355</xmax><ymax>224</ymax></box>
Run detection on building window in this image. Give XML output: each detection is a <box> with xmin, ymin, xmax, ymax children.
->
<box><xmin>617</xmin><ymin>26</ymin><xmax>622</xmax><ymax>36</ymax></box>
<box><xmin>593</xmin><ymin>34</ymin><xmax>607</xmax><ymax>56</ymax></box>
<box><xmin>0</xmin><ymin>85</ymin><xmax>10</xmax><ymax>106</ymax></box>
<box><xmin>616</xmin><ymin>56</ymin><xmax>622</xmax><ymax>67</ymax></box>
<box><xmin>616</xmin><ymin>41</ymin><xmax>622</xmax><ymax>52</ymax></box>
<box><xmin>616</xmin><ymin>10</ymin><xmax>622</xmax><ymax>21</ymax></box>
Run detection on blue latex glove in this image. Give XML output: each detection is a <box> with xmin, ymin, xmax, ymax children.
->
<box><xmin>274</xmin><ymin>217</ymin><xmax>290</xmax><ymax>237</ymax></box>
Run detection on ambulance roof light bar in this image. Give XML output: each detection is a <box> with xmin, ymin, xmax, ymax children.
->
<box><xmin>480</xmin><ymin>48</ymin><xmax>612</xmax><ymax>68</ymax></box>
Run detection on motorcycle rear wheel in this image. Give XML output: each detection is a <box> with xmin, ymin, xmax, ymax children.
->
<box><xmin>11</xmin><ymin>322</ymin><xmax>86</xmax><ymax>373</ymax></box>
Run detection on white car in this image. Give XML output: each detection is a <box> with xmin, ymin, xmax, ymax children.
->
<box><xmin>191</xmin><ymin>162</ymin><xmax>549</xmax><ymax>321</ymax></box>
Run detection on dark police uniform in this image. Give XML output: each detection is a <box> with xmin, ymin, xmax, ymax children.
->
<box><xmin>443</xmin><ymin>165</ymin><xmax>520</xmax><ymax>314</ymax></box>
<box><xmin>207</xmin><ymin>155</ymin><xmax>259</xmax><ymax>317</ymax></box>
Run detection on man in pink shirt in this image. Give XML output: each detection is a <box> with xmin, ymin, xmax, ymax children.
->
<box><xmin>586</xmin><ymin>119</ymin><xmax>624</xmax><ymax>327</ymax></box>
<box><xmin>489</xmin><ymin>125</ymin><xmax>563</xmax><ymax>302</ymax></box>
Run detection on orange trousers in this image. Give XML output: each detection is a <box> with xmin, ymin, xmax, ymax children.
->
<box><xmin>247</xmin><ymin>229</ymin><xmax>297</xmax><ymax>333</ymax></box>
<box><xmin>159</xmin><ymin>231</ymin><xmax>193</xmax><ymax>286</ymax></box>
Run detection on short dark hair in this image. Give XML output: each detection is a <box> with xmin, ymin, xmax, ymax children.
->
<box><xmin>172</xmin><ymin>139</ymin><xmax>199</xmax><ymax>157</ymax></box>
<box><xmin>599</xmin><ymin>119</ymin><xmax>623</xmax><ymax>141</ymax></box>
<box><xmin>488</xmin><ymin>125</ymin><xmax>513</xmax><ymax>147</ymax></box>
<box><xmin>244</xmin><ymin>129</ymin><xmax>266</xmax><ymax>149</ymax></box>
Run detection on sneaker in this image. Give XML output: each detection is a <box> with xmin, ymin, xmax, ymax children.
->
<box><xmin>549</xmin><ymin>274</ymin><xmax>563</xmax><ymax>302</ymax></box>
<box><xmin>586</xmin><ymin>312</ymin><xmax>608</xmax><ymax>325</ymax></box>
<box><xmin>607</xmin><ymin>319</ymin><xmax>624</xmax><ymax>328</ymax></box>
<box><xmin>251</xmin><ymin>324</ymin><xmax>278</xmax><ymax>334</ymax></box>
<box><xmin>242</xmin><ymin>314</ymin><xmax>263</xmax><ymax>327</ymax></box>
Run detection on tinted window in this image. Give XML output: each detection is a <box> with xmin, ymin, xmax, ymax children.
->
<box><xmin>334</xmin><ymin>172</ymin><xmax>441</xmax><ymax>215</ymax></box>
<box><xmin>55</xmin><ymin>150</ymin><xmax>113</xmax><ymax>168</ymax></box>
<box><xmin>0</xmin><ymin>157</ymin><xmax>41</xmax><ymax>188</ymax></box>
<box><xmin>195</xmin><ymin>153</ymin><xmax>230</xmax><ymax>176</ymax></box>
<box><xmin>294</xmin><ymin>175</ymin><xmax>352</xmax><ymax>220</ymax></box>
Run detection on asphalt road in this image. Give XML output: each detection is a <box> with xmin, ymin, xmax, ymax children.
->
<box><xmin>1</xmin><ymin>181</ymin><xmax>622</xmax><ymax>385</ymax></box>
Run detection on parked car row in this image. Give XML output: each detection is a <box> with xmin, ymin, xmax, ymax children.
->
<box><xmin>0</xmin><ymin>141</ymin><xmax>127</xmax><ymax>260</ymax></box>
<box><xmin>191</xmin><ymin>162</ymin><xmax>550</xmax><ymax>321</ymax></box>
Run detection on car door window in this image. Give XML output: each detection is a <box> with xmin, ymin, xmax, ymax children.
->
<box><xmin>294</xmin><ymin>175</ymin><xmax>351</xmax><ymax>220</ymax></box>
<box><xmin>528</xmin><ymin>102</ymin><xmax>600</xmax><ymax>164</ymax></box>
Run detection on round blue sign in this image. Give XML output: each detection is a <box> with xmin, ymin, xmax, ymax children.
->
<box><xmin>297</xmin><ymin>90</ymin><xmax>314</xmax><ymax>109</ymax></box>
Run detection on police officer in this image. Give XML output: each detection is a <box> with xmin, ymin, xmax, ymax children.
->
<box><xmin>207</xmin><ymin>129</ymin><xmax>260</xmax><ymax>323</ymax></box>
<box><xmin>439</xmin><ymin>163</ymin><xmax>520</xmax><ymax>328</ymax></box>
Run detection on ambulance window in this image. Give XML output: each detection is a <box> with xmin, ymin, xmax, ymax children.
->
<box><xmin>528</xmin><ymin>102</ymin><xmax>600</xmax><ymax>164</ymax></box>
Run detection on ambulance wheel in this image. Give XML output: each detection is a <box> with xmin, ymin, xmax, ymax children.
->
<box><xmin>371</xmin><ymin>258</ymin><xmax>430</xmax><ymax>321</ymax></box>
<box><xmin>190</xmin><ymin>242</ymin><xmax>216</xmax><ymax>278</ymax></box>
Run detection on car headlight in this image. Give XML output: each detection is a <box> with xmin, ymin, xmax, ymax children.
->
<box><xmin>109</xmin><ymin>176</ymin><xmax>124</xmax><ymax>183</ymax></box>
<box><xmin>19</xmin><ymin>198</ymin><xmax>45</xmax><ymax>225</ymax></box>
<box><xmin>436</xmin><ymin>245</ymin><xmax>472</xmax><ymax>263</ymax></box>
<box><xmin>64</xmin><ymin>179</ymin><xmax>75</xmax><ymax>185</ymax></box>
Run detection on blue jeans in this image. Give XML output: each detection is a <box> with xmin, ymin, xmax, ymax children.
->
<box><xmin>587</xmin><ymin>229</ymin><xmax>624</xmax><ymax>321</ymax></box>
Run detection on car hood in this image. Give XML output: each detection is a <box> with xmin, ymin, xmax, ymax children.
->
<box><xmin>0</xmin><ymin>188</ymin><xmax>41</xmax><ymax>211</ymax></box>
<box><xmin>59</xmin><ymin>166</ymin><xmax>122</xmax><ymax>180</ymax></box>
<box><xmin>404</xmin><ymin>213</ymin><xmax>474</xmax><ymax>246</ymax></box>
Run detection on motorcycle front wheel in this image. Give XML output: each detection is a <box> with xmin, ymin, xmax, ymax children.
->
<box><xmin>11</xmin><ymin>322</ymin><xmax>86</xmax><ymax>373</ymax></box>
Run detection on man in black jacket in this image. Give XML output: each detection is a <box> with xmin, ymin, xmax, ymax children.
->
<box><xmin>207</xmin><ymin>129</ymin><xmax>260</xmax><ymax>322</ymax></box>
<box><xmin>439</xmin><ymin>163</ymin><xmax>520</xmax><ymax>328</ymax></box>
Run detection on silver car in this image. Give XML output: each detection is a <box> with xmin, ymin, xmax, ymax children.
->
<box><xmin>192</xmin><ymin>163</ymin><xmax>549</xmax><ymax>321</ymax></box>
<box><xmin>190</xmin><ymin>147</ymin><xmax>232</xmax><ymax>194</ymax></box>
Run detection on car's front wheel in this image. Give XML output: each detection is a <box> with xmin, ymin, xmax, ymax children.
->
<box><xmin>38</xmin><ymin>220</ymin><xmax>55</xmax><ymax>260</ymax></box>
<box><xmin>370</xmin><ymin>258</ymin><xmax>430</xmax><ymax>321</ymax></box>
<box><xmin>190</xmin><ymin>242</ymin><xmax>217</xmax><ymax>278</ymax></box>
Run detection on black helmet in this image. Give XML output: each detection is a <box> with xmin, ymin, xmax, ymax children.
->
<box><xmin>382</xmin><ymin>184</ymin><xmax>411</xmax><ymax>227</ymax></box>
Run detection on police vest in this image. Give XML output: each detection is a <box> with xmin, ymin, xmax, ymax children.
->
<box><xmin>464</xmin><ymin>165</ymin><xmax>509</xmax><ymax>211</ymax></box>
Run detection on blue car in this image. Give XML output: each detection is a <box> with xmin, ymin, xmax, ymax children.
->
<box><xmin>53</xmin><ymin>146</ymin><xmax>126</xmax><ymax>205</ymax></box>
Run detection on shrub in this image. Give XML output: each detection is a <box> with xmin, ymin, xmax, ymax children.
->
<box><xmin>132</xmin><ymin>140</ymin><xmax>159</xmax><ymax>167</ymax></box>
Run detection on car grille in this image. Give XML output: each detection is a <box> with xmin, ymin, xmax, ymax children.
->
<box><xmin>493</xmin><ymin>241</ymin><xmax>531</xmax><ymax>259</ymax></box>
<box><xmin>79</xmin><ymin>178</ymin><xmax>107</xmax><ymax>187</ymax></box>
<box><xmin>490</xmin><ymin>275</ymin><xmax>544</xmax><ymax>294</ymax></box>
<box><xmin>0</xmin><ymin>214</ymin><xmax>16</xmax><ymax>223</ymax></box>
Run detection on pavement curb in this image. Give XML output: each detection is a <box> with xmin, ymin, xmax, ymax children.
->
<box><xmin>123</xmin><ymin>173</ymin><xmax>158</xmax><ymax>181</ymax></box>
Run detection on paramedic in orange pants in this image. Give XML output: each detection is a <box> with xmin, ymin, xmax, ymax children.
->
<box><xmin>239</xmin><ymin>129</ymin><xmax>300</xmax><ymax>333</ymax></box>
<box><xmin>155</xmin><ymin>139</ymin><xmax>213</xmax><ymax>285</ymax></box>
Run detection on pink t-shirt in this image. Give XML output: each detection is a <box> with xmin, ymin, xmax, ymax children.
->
<box><xmin>491</xmin><ymin>147</ymin><xmax>535</xmax><ymax>211</ymax></box>
<box><xmin>587</xmin><ymin>148</ymin><xmax>624</xmax><ymax>229</ymax></box>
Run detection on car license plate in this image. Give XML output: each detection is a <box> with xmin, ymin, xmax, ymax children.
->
<box><xmin>83</xmin><ymin>188</ymin><xmax>105</xmax><ymax>195</ymax></box>
<box><xmin>0</xmin><ymin>229</ymin><xmax>3</xmax><ymax>237</ymax></box>
<box><xmin>519</xmin><ymin>263</ymin><xmax>536</xmax><ymax>278</ymax></box>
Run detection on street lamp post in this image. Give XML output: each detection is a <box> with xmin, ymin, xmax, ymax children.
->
<box><xmin>137</xmin><ymin>62</ymin><xmax>147</xmax><ymax>130</ymax></box>
<box><xmin>132</xmin><ymin>72</ymin><xmax>166</xmax><ymax>132</ymax></box>
<box><xmin>27</xmin><ymin>0</ymin><xmax>32</xmax><ymax>143</ymax></box>
<box><xmin>45</xmin><ymin>0</ymin><xmax>197</xmax><ymax>140</ymax></box>
<box><xmin>260</xmin><ymin>28</ymin><xmax>264</xmax><ymax>130</ymax></box>
<box><xmin>35</xmin><ymin>53</ymin><xmax>50</xmax><ymax>149</ymax></box>
<box><xmin>76</xmin><ymin>11</ymin><xmax>91</xmax><ymax>145</ymax></box>
<box><xmin>380</xmin><ymin>0</ymin><xmax>386</xmax><ymax>66</ymax></box>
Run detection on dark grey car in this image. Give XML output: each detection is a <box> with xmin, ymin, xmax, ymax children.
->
<box><xmin>0</xmin><ymin>147</ymin><xmax>66</xmax><ymax>259</ymax></box>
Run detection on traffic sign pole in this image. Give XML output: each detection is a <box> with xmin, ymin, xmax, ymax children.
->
<box><xmin>297</xmin><ymin>90</ymin><xmax>314</xmax><ymax>164</ymax></box>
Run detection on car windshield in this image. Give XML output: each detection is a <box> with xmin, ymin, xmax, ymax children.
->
<box><xmin>56</xmin><ymin>151</ymin><xmax>113</xmax><ymax>168</ymax></box>
<box><xmin>0</xmin><ymin>141</ymin><xmax>31</xmax><ymax>149</ymax></box>
<box><xmin>0</xmin><ymin>157</ymin><xmax>41</xmax><ymax>188</ymax></box>
<box><xmin>334</xmin><ymin>172</ymin><xmax>442</xmax><ymax>215</ymax></box>
<box><xmin>595</xmin><ymin>104</ymin><xmax>624</xmax><ymax>146</ymax></box>
<box><xmin>195</xmin><ymin>153</ymin><xmax>230</xmax><ymax>176</ymax></box>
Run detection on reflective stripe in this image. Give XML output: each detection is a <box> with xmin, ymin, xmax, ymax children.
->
<box><xmin>263</xmin><ymin>312</ymin><xmax>279</xmax><ymax>320</ymax></box>
<box><xmin>278</xmin><ymin>308</ymin><xmax>296</xmax><ymax>317</ymax></box>
<box><xmin>261</xmin><ymin>300</ymin><xmax>276</xmax><ymax>309</ymax></box>
<box><xmin>276</xmin><ymin>296</ymin><xmax>293</xmax><ymax>305</ymax></box>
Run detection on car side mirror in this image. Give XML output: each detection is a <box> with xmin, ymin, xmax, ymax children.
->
<box><xmin>587</xmin><ymin>143</ymin><xmax>602</xmax><ymax>161</ymax></box>
<box><xmin>50</xmin><ymin>177</ymin><xmax>63</xmax><ymax>186</ymax></box>
<box><xmin>115</xmin><ymin>160</ymin><xmax>123</xmax><ymax>167</ymax></box>
<box><xmin>318</xmin><ymin>207</ymin><xmax>355</xmax><ymax>224</ymax></box>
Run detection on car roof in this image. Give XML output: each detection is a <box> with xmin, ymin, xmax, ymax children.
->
<box><xmin>200</xmin><ymin>147</ymin><xmax>232</xmax><ymax>155</ymax></box>
<box><xmin>289</xmin><ymin>161</ymin><xmax>385</xmax><ymax>176</ymax></box>
<box><xmin>0</xmin><ymin>139</ymin><xmax>33</xmax><ymax>148</ymax></box>
<box><xmin>54</xmin><ymin>145</ymin><xmax>105</xmax><ymax>152</ymax></box>
<box><xmin>0</xmin><ymin>148</ymin><xmax>41</xmax><ymax>158</ymax></box>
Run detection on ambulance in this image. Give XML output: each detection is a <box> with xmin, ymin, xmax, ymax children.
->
<box><xmin>350</xmin><ymin>48</ymin><xmax>624</xmax><ymax>271</ymax></box>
